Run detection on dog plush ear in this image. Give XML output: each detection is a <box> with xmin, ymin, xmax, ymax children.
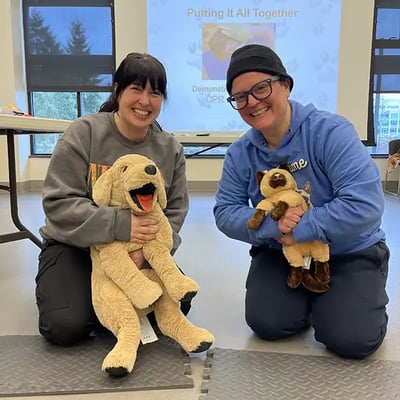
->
<box><xmin>92</xmin><ymin>169</ymin><xmax>113</xmax><ymax>206</ymax></box>
<box><xmin>157</xmin><ymin>175</ymin><xmax>168</xmax><ymax>209</ymax></box>
<box><xmin>157</xmin><ymin>187</ymin><xmax>167</xmax><ymax>209</ymax></box>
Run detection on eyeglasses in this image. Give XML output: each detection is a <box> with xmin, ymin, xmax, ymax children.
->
<box><xmin>227</xmin><ymin>76</ymin><xmax>281</xmax><ymax>110</ymax></box>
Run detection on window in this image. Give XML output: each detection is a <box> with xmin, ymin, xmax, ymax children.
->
<box><xmin>368</xmin><ymin>0</ymin><xmax>400</xmax><ymax>154</ymax></box>
<box><xmin>23</xmin><ymin>0</ymin><xmax>115</xmax><ymax>155</ymax></box>
<box><xmin>24</xmin><ymin>1</ymin><xmax>400</xmax><ymax>157</ymax></box>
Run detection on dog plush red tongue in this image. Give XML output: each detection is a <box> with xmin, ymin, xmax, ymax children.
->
<box><xmin>136</xmin><ymin>194</ymin><xmax>153</xmax><ymax>212</ymax></box>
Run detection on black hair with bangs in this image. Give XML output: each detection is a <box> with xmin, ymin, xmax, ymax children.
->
<box><xmin>99</xmin><ymin>52</ymin><xmax>167</xmax><ymax>112</ymax></box>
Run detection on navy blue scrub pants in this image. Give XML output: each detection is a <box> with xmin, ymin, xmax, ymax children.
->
<box><xmin>35</xmin><ymin>241</ymin><xmax>191</xmax><ymax>346</ymax></box>
<box><xmin>245</xmin><ymin>241</ymin><xmax>389</xmax><ymax>359</ymax></box>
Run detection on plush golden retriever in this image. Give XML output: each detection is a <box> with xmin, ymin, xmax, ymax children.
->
<box><xmin>90</xmin><ymin>154</ymin><xmax>214</xmax><ymax>377</ymax></box>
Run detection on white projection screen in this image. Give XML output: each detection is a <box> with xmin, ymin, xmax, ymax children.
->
<box><xmin>117</xmin><ymin>0</ymin><xmax>374</xmax><ymax>140</ymax></box>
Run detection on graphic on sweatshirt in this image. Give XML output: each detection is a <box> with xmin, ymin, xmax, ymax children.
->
<box><xmin>88</xmin><ymin>162</ymin><xmax>110</xmax><ymax>195</ymax></box>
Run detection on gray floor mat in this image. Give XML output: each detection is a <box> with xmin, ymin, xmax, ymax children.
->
<box><xmin>0</xmin><ymin>334</ymin><xmax>192</xmax><ymax>397</ymax></box>
<box><xmin>199</xmin><ymin>348</ymin><xmax>400</xmax><ymax>400</ymax></box>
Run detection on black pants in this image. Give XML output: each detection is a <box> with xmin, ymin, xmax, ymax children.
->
<box><xmin>35</xmin><ymin>241</ymin><xmax>191</xmax><ymax>346</ymax></box>
<box><xmin>245</xmin><ymin>242</ymin><xmax>390</xmax><ymax>359</ymax></box>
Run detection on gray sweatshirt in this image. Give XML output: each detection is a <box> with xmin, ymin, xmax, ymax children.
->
<box><xmin>40</xmin><ymin>112</ymin><xmax>189</xmax><ymax>250</ymax></box>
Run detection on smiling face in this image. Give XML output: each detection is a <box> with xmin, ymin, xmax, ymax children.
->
<box><xmin>110</xmin><ymin>52</ymin><xmax>167</xmax><ymax>140</ymax></box>
<box><xmin>115</xmin><ymin>81</ymin><xmax>163</xmax><ymax>139</ymax></box>
<box><xmin>230</xmin><ymin>71</ymin><xmax>291</xmax><ymax>144</ymax></box>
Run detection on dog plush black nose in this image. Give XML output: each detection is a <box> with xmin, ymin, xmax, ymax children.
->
<box><xmin>145</xmin><ymin>165</ymin><xmax>157</xmax><ymax>175</ymax></box>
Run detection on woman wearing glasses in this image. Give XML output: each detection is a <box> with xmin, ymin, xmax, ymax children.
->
<box><xmin>214</xmin><ymin>44</ymin><xmax>389</xmax><ymax>359</ymax></box>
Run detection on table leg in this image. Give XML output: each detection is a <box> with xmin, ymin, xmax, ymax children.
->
<box><xmin>0</xmin><ymin>130</ymin><xmax>43</xmax><ymax>248</ymax></box>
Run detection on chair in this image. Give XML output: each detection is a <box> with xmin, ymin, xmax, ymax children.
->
<box><xmin>383</xmin><ymin>139</ymin><xmax>400</xmax><ymax>195</ymax></box>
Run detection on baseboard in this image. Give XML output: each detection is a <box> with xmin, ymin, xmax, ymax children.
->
<box><xmin>187</xmin><ymin>181</ymin><xmax>218</xmax><ymax>192</ymax></box>
<box><xmin>0</xmin><ymin>180</ymin><xmax>42</xmax><ymax>192</ymax></box>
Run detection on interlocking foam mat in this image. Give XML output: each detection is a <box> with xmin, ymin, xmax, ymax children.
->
<box><xmin>0</xmin><ymin>334</ymin><xmax>192</xmax><ymax>397</ymax></box>
<box><xmin>199</xmin><ymin>348</ymin><xmax>400</xmax><ymax>400</ymax></box>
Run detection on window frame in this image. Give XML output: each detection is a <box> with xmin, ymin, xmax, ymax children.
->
<box><xmin>367</xmin><ymin>0</ymin><xmax>400</xmax><ymax>154</ymax></box>
<box><xmin>22</xmin><ymin>0</ymin><xmax>115</xmax><ymax>155</ymax></box>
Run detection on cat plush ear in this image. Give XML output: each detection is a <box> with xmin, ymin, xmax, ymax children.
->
<box><xmin>278</xmin><ymin>162</ymin><xmax>290</xmax><ymax>171</ymax></box>
<box><xmin>302</xmin><ymin>180</ymin><xmax>311</xmax><ymax>194</ymax></box>
<box><xmin>255</xmin><ymin>170</ymin><xmax>266</xmax><ymax>187</ymax></box>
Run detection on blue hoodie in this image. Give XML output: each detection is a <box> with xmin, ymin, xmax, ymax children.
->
<box><xmin>214</xmin><ymin>100</ymin><xmax>386</xmax><ymax>255</ymax></box>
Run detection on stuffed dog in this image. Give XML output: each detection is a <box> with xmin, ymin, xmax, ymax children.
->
<box><xmin>90</xmin><ymin>154</ymin><xmax>214</xmax><ymax>376</ymax></box>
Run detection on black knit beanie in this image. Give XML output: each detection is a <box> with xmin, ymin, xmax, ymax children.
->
<box><xmin>226</xmin><ymin>44</ymin><xmax>294</xmax><ymax>94</ymax></box>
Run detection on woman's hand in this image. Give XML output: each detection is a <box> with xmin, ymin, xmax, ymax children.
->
<box><xmin>277</xmin><ymin>205</ymin><xmax>304</xmax><ymax>234</ymax></box>
<box><xmin>130</xmin><ymin>212</ymin><xmax>159</xmax><ymax>243</ymax></box>
<box><xmin>129</xmin><ymin>213</ymin><xmax>159</xmax><ymax>269</ymax></box>
<box><xmin>275</xmin><ymin>205</ymin><xmax>303</xmax><ymax>246</ymax></box>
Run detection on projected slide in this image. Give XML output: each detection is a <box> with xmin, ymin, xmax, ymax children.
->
<box><xmin>202</xmin><ymin>23</ymin><xmax>276</xmax><ymax>80</ymax></box>
<box><xmin>148</xmin><ymin>0</ymin><xmax>342</xmax><ymax>133</ymax></box>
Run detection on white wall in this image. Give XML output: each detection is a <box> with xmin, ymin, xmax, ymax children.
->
<box><xmin>337</xmin><ymin>0</ymin><xmax>374</xmax><ymax>140</ymax></box>
<box><xmin>0</xmin><ymin>0</ymin><xmax>389</xmax><ymax>190</ymax></box>
<box><xmin>0</xmin><ymin>0</ymin><xmax>24</xmax><ymax>183</ymax></box>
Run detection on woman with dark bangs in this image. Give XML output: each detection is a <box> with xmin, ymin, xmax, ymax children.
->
<box><xmin>36</xmin><ymin>53</ymin><xmax>190</xmax><ymax>346</ymax></box>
